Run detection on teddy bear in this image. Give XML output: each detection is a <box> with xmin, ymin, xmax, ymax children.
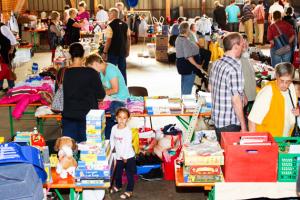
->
<box><xmin>54</xmin><ymin>136</ymin><xmax>78</xmax><ymax>179</ymax></box>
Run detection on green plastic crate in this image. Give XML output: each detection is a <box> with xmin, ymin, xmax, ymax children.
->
<box><xmin>275</xmin><ymin>137</ymin><xmax>300</xmax><ymax>182</ymax></box>
<box><xmin>208</xmin><ymin>187</ymin><xmax>215</xmax><ymax>200</ymax></box>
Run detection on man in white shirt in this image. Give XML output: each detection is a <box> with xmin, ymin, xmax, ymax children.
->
<box><xmin>268</xmin><ymin>0</ymin><xmax>284</xmax><ymax>23</ymax></box>
<box><xmin>96</xmin><ymin>4</ymin><xmax>108</xmax><ymax>23</ymax></box>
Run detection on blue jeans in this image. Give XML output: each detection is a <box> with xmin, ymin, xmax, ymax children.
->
<box><xmin>0</xmin><ymin>80</ymin><xmax>15</xmax><ymax>89</ymax></box>
<box><xmin>108</xmin><ymin>54</ymin><xmax>127</xmax><ymax>84</ymax></box>
<box><xmin>181</xmin><ymin>73</ymin><xmax>195</xmax><ymax>95</ymax></box>
<box><xmin>115</xmin><ymin>157</ymin><xmax>136</xmax><ymax>192</ymax></box>
<box><xmin>270</xmin><ymin>48</ymin><xmax>292</xmax><ymax>67</ymax></box>
<box><xmin>62</xmin><ymin>118</ymin><xmax>86</xmax><ymax>143</ymax></box>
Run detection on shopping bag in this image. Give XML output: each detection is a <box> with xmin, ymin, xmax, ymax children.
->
<box><xmin>273</xmin><ymin>23</ymin><xmax>291</xmax><ymax>56</ymax></box>
<box><xmin>161</xmin><ymin>145</ymin><xmax>182</xmax><ymax>180</ymax></box>
<box><xmin>51</xmin><ymin>85</ymin><xmax>63</xmax><ymax>112</ymax></box>
<box><xmin>132</xmin><ymin>128</ymin><xmax>140</xmax><ymax>154</ymax></box>
<box><xmin>51</xmin><ymin>68</ymin><xmax>66</xmax><ymax>112</ymax></box>
<box><xmin>0</xmin><ymin>142</ymin><xmax>47</xmax><ymax>183</ymax></box>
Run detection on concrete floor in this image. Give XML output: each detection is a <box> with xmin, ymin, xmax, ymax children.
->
<box><xmin>0</xmin><ymin>44</ymin><xmax>208</xmax><ymax>199</ymax></box>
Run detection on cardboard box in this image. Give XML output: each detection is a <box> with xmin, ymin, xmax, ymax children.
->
<box><xmin>155</xmin><ymin>49</ymin><xmax>168</xmax><ymax>62</ymax></box>
<box><xmin>184</xmin><ymin>165</ymin><xmax>221</xmax><ymax>175</ymax></box>
<box><xmin>221</xmin><ymin>132</ymin><xmax>278</xmax><ymax>182</ymax></box>
<box><xmin>184</xmin><ymin>174</ymin><xmax>223</xmax><ymax>183</ymax></box>
<box><xmin>156</xmin><ymin>35</ymin><xmax>168</xmax><ymax>47</ymax></box>
<box><xmin>184</xmin><ymin>154</ymin><xmax>224</xmax><ymax>166</ymax></box>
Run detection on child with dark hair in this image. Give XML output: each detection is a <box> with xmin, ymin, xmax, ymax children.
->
<box><xmin>110</xmin><ymin>107</ymin><xmax>136</xmax><ymax>199</ymax></box>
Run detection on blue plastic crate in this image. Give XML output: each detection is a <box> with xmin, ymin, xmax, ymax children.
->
<box><xmin>137</xmin><ymin>164</ymin><xmax>161</xmax><ymax>175</ymax></box>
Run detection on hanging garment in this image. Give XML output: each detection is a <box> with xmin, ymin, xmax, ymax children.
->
<box><xmin>209</xmin><ymin>41</ymin><xmax>224</xmax><ymax>62</ymax></box>
<box><xmin>196</xmin><ymin>17</ymin><xmax>212</xmax><ymax>35</ymax></box>
<box><xmin>138</xmin><ymin>19</ymin><xmax>148</xmax><ymax>37</ymax></box>
<box><xmin>8</xmin><ymin>11</ymin><xmax>19</xmax><ymax>33</ymax></box>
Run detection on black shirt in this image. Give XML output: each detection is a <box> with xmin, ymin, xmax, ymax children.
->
<box><xmin>62</xmin><ymin>67</ymin><xmax>106</xmax><ymax>120</ymax></box>
<box><xmin>66</xmin><ymin>18</ymin><xmax>80</xmax><ymax>44</ymax></box>
<box><xmin>283</xmin><ymin>15</ymin><xmax>296</xmax><ymax>30</ymax></box>
<box><xmin>213</xmin><ymin>6</ymin><xmax>227</xmax><ymax>29</ymax></box>
<box><xmin>108</xmin><ymin>18</ymin><xmax>128</xmax><ymax>56</ymax></box>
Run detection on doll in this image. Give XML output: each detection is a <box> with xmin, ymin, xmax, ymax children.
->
<box><xmin>54</xmin><ymin>136</ymin><xmax>77</xmax><ymax>179</ymax></box>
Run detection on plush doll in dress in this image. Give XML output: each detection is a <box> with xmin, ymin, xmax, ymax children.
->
<box><xmin>54</xmin><ymin>136</ymin><xmax>77</xmax><ymax>179</ymax></box>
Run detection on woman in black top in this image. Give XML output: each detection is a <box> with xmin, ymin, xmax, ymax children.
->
<box><xmin>213</xmin><ymin>1</ymin><xmax>227</xmax><ymax>30</ymax></box>
<box><xmin>62</xmin><ymin>43</ymin><xmax>106</xmax><ymax>142</ymax></box>
<box><xmin>65</xmin><ymin>8</ymin><xmax>83</xmax><ymax>45</ymax></box>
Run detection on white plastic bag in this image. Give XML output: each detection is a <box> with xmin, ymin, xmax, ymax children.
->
<box><xmin>9</xmin><ymin>11</ymin><xmax>19</xmax><ymax>33</ymax></box>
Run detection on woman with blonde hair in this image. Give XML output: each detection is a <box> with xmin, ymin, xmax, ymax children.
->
<box><xmin>75</xmin><ymin>1</ymin><xmax>90</xmax><ymax>21</ymax></box>
<box><xmin>213</xmin><ymin>1</ymin><xmax>227</xmax><ymax>30</ymax></box>
<box><xmin>65</xmin><ymin>8</ymin><xmax>84</xmax><ymax>45</ymax></box>
<box><xmin>85</xmin><ymin>54</ymin><xmax>129</xmax><ymax>100</ymax></box>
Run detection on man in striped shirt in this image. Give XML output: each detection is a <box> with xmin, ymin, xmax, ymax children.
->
<box><xmin>209</xmin><ymin>32</ymin><xmax>247</xmax><ymax>142</ymax></box>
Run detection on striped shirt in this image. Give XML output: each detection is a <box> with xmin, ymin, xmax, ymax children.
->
<box><xmin>209</xmin><ymin>55</ymin><xmax>244</xmax><ymax>128</ymax></box>
<box><xmin>242</xmin><ymin>4</ymin><xmax>254</xmax><ymax>21</ymax></box>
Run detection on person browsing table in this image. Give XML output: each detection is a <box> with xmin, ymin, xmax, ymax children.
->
<box><xmin>85</xmin><ymin>54</ymin><xmax>129</xmax><ymax>100</ymax></box>
<box><xmin>62</xmin><ymin>43</ymin><xmax>105</xmax><ymax>142</ymax></box>
<box><xmin>209</xmin><ymin>32</ymin><xmax>246</xmax><ymax>142</ymax></box>
<box><xmin>175</xmin><ymin>21</ymin><xmax>206</xmax><ymax>95</ymax></box>
<box><xmin>248</xmin><ymin>62</ymin><xmax>299</xmax><ymax>137</ymax></box>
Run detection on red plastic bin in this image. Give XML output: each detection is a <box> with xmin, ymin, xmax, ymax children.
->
<box><xmin>221</xmin><ymin>132</ymin><xmax>278</xmax><ymax>182</ymax></box>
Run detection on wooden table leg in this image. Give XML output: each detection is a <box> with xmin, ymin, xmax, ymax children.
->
<box><xmin>8</xmin><ymin>106</ymin><xmax>14</xmax><ymax>138</ymax></box>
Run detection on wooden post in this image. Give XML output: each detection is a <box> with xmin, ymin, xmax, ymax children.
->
<box><xmin>202</xmin><ymin>0</ymin><xmax>206</xmax><ymax>15</ymax></box>
<box><xmin>94</xmin><ymin>0</ymin><xmax>98</xmax><ymax>14</ymax></box>
<box><xmin>70</xmin><ymin>0</ymin><xmax>76</xmax><ymax>8</ymax></box>
<box><xmin>90</xmin><ymin>0</ymin><xmax>94</xmax><ymax>16</ymax></box>
<box><xmin>166</xmin><ymin>0</ymin><xmax>170</xmax><ymax>18</ymax></box>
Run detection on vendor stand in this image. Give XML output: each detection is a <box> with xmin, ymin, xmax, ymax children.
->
<box><xmin>44</xmin><ymin>168</ymin><xmax>111</xmax><ymax>200</ymax></box>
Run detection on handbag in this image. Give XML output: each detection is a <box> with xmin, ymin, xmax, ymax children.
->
<box><xmin>273</xmin><ymin>23</ymin><xmax>291</xmax><ymax>56</ymax></box>
<box><xmin>288</xmin><ymin>89</ymin><xmax>300</xmax><ymax>137</ymax></box>
<box><xmin>256</xmin><ymin>6</ymin><xmax>264</xmax><ymax>24</ymax></box>
<box><xmin>51</xmin><ymin>68</ymin><xmax>66</xmax><ymax>112</ymax></box>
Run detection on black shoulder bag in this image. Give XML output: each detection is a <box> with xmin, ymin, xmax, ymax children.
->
<box><xmin>288</xmin><ymin>89</ymin><xmax>300</xmax><ymax>137</ymax></box>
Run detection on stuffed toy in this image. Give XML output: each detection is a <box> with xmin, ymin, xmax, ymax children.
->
<box><xmin>153</xmin><ymin>124</ymin><xmax>182</xmax><ymax>159</ymax></box>
<box><xmin>54</xmin><ymin>136</ymin><xmax>77</xmax><ymax>179</ymax></box>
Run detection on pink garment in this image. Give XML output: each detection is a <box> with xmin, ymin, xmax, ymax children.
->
<box><xmin>75</xmin><ymin>11</ymin><xmax>90</xmax><ymax>21</ymax></box>
<box><xmin>0</xmin><ymin>83</ymin><xmax>53</xmax><ymax>119</ymax></box>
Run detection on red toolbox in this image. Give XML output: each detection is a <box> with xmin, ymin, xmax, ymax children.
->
<box><xmin>221</xmin><ymin>132</ymin><xmax>278</xmax><ymax>182</ymax></box>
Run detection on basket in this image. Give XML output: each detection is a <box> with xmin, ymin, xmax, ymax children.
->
<box><xmin>275</xmin><ymin>137</ymin><xmax>300</xmax><ymax>182</ymax></box>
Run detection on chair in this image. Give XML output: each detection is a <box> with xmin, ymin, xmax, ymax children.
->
<box><xmin>128</xmin><ymin>86</ymin><xmax>148</xmax><ymax>97</ymax></box>
<box><xmin>128</xmin><ymin>86</ymin><xmax>152</xmax><ymax>128</ymax></box>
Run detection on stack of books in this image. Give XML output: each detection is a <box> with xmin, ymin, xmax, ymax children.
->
<box><xmin>75</xmin><ymin>110</ymin><xmax>114</xmax><ymax>187</ymax></box>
